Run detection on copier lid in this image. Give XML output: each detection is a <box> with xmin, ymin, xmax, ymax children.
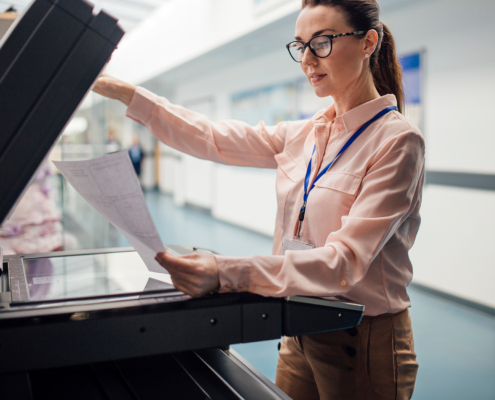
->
<box><xmin>0</xmin><ymin>0</ymin><xmax>124</xmax><ymax>226</ymax></box>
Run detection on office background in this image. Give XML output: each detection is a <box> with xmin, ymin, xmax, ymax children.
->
<box><xmin>1</xmin><ymin>0</ymin><xmax>494</xmax><ymax>398</ymax></box>
<box><xmin>102</xmin><ymin>0</ymin><xmax>495</xmax><ymax>310</ymax></box>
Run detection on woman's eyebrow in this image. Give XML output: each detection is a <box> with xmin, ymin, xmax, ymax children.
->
<box><xmin>294</xmin><ymin>28</ymin><xmax>336</xmax><ymax>41</ymax></box>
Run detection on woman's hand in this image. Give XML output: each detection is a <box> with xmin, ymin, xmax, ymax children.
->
<box><xmin>92</xmin><ymin>73</ymin><xmax>136</xmax><ymax>106</ymax></box>
<box><xmin>155</xmin><ymin>252</ymin><xmax>220</xmax><ymax>297</ymax></box>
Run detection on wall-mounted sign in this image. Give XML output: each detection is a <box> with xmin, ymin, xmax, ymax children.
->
<box><xmin>231</xmin><ymin>82</ymin><xmax>298</xmax><ymax>125</ymax></box>
<box><xmin>400</xmin><ymin>52</ymin><xmax>424</xmax><ymax>132</ymax></box>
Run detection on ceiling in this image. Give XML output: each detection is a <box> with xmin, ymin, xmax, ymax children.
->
<box><xmin>0</xmin><ymin>0</ymin><xmax>170</xmax><ymax>32</ymax></box>
<box><xmin>142</xmin><ymin>10</ymin><xmax>300</xmax><ymax>92</ymax></box>
<box><xmin>141</xmin><ymin>0</ymin><xmax>428</xmax><ymax>90</ymax></box>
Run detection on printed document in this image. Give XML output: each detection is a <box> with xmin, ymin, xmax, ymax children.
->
<box><xmin>53</xmin><ymin>151</ymin><xmax>167</xmax><ymax>274</ymax></box>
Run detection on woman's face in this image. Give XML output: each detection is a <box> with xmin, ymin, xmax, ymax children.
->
<box><xmin>295</xmin><ymin>5</ymin><xmax>372</xmax><ymax>98</ymax></box>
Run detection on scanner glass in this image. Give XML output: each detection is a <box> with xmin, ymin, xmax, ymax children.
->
<box><xmin>21</xmin><ymin>251</ymin><xmax>173</xmax><ymax>303</ymax></box>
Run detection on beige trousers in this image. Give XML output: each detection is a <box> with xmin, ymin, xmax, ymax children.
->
<box><xmin>275</xmin><ymin>309</ymin><xmax>418</xmax><ymax>400</ymax></box>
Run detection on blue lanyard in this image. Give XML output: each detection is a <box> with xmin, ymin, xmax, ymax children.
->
<box><xmin>298</xmin><ymin>106</ymin><xmax>397</xmax><ymax>224</ymax></box>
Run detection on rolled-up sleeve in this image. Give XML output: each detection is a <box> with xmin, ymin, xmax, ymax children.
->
<box><xmin>126</xmin><ymin>86</ymin><xmax>289</xmax><ymax>169</ymax></box>
<box><xmin>216</xmin><ymin>130</ymin><xmax>425</xmax><ymax>297</ymax></box>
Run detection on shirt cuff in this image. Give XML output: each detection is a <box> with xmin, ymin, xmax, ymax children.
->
<box><xmin>126</xmin><ymin>86</ymin><xmax>161</xmax><ymax>126</ymax></box>
<box><xmin>215</xmin><ymin>255</ymin><xmax>251</xmax><ymax>293</ymax></box>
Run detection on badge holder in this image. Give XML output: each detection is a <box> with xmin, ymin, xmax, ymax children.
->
<box><xmin>282</xmin><ymin>236</ymin><xmax>315</xmax><ymax>255</ymax></box>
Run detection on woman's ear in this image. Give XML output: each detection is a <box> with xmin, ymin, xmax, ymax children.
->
<box><xmin>363</xmin><ymin>29</ymin><xmax>378</xmax><ymax>58</ymax></box>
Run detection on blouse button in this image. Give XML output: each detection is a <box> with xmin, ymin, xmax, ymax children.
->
<box><xmin>344</xmin><ymin>346</ymin><xmax>356</xmax><ymax>357</ymax></box>
<box><xmin>346</xmin><ymin>327</ymin><xmax>358</xmax><ymax>337</ymax></box>
<box><xmin>340</xmin><ymin>280</ymin><xmax>347</xmax><ymax>287</ymax></box>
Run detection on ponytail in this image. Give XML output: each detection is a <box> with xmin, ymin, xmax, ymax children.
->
<box><xmin>302</xmin><ymin>1</ymin><xmax>405</xmax><ymax>114</ymax></box>
<box><xmin>371</xmin><ymin>23</ymin><xmax>404</xmax><ymax>113</ymax></box>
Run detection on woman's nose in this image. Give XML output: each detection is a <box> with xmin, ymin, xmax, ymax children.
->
<box><xmin>301</xmin><ymin>46</ymin><xmax>317</xmax><ymax>66</ymax></box>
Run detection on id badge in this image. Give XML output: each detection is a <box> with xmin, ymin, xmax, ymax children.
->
<box><xmin>282</xmin><ymin>236</ymin><xmax>315</xmax><ymax>255</ymax></box>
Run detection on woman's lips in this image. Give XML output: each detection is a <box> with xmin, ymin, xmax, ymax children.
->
<box><xmin>310</xmin><ymin>74</ymin><xmax>326</xmax><ymax>84</ymax></box>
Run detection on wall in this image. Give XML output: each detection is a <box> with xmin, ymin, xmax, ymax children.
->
<box><xmin>383</xmin><ymin>0</ymin><xmax>495</xmax><ymax>307</ymax></box>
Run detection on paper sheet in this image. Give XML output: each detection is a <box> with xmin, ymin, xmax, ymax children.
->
<box><xmin>53</xmin><ymin>151</ymin><xmax>167</xmax><ymax>274</ymax></box>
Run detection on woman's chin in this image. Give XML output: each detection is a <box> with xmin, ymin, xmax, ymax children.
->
<box><xmin>312</xmin><ymin>87</ymin><xmax>332</xmax><ymax>98</ymax></box>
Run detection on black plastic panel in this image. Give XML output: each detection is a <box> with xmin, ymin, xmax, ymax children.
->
<box><xmin>54</xmin><ymin>0</ymin><xmax>94</xmax><ymax>23</ymax></box>
<box><xmin>0</xmin><ymin>0</ymin><xmax>53</xmax><ymax>78</ymax></box>
<box><xmin>283</xmin><ymin>300</ymin><xmax>363</xmax><ymax>336</ymax></box>
<box><xmin>0</xmin><ymin>0</ymin><xmax>124</xmax><ymax>226</ymax></box>
<box><xmin>0</xmin><ymin>1</ymin><xmax>88</xmax><ymax>153</ymax></box>
<box><xmin>89</xmin><ymin>362</ymin><xmax>136</xmax><ymax>400</ymax></box>
<box><xmin>174</xmin><ymin>352</ymin><xmax>241</xmax><ymax>400</ymax></box>
<box><xmin>197</xmin><ymin>349</ymin><xmax>289</xmax><ymax>400</ymax></box>
<box><xmin>30</xmin><ymin>365</ymin><xmax>106</xmax><ymax>400</ymax></box>
<box><xmin>0</xmin><ymin>304</ymin><xmax>241</xmax><ymax>374</ymax></box>
<box><xmin>242</xmin><ymin>301</ymin><xmax>281</xmax><ymax>343</ymax></box>
<box><xmin>0</xmin><ymin>372</ymin><xmax>33</xmax><ymax>400</ymax></box>
<box><xmin>89</xmin><ymin>10</ymin><xmax>119</xmax><ymax>39</ymax></box>
<box><xmin>0</xmin><ymin>350</ymin><xmax>290</xmax><ymax>400</ymax></box>
<box><xmin>116</xmin><ymin>355</ymin><xmax>211</xmax><ymax>400</ymax></box>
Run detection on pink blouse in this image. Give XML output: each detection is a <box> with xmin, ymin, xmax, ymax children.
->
<box><xmin>127</xmin><ymin>87</ymin><xmax>425</xmax><ymax>316</ymax></box>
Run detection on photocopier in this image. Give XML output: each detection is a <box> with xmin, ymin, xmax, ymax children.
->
<box><xmin>0</xmin><ymin>1</ymin><xmax>364</xmax><ymax>398</ymax></box>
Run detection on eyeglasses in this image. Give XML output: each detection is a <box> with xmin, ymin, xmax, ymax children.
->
<box><xmin>286</xmin><ymin>31</ymin><xmax>366</xmax><ymax>63</ymax></box>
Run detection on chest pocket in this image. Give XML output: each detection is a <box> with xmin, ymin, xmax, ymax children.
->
<box><xmin>275</xmin><ymin>151</ymin><xmax>304</xmax><ymax>183</ymax></box>
<box><xmin>275</xmin><ymin>151</ymin><xmax>305</xmax><ymax>227</ymax></box>
<box><xmin>313</xmin><ymin>171</ymin><xmax>363</xmax><ymax>196</ymax></box>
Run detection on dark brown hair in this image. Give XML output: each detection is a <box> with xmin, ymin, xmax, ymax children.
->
<box><xmin>302</xmin><ymin>0</ymin><xmax>404</xmax><ymax>113</ymax></box>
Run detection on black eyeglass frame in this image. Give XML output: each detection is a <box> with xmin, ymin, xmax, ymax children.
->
<box><xmin>286</xmin><ymin>31</ymin><xmax>366</xmax><ymax>63</ymax></box>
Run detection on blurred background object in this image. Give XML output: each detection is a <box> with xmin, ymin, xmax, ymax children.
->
<box><xmin>0</xmin><ymin>161</ymin><xmax>77</xmax><ymax>254</ymax></box>
<box><xmin>129</xmin><ymin>134</ymin><xmax>144</xmax><ymax>177</ymax></box>
<box><xmin>0</xmin><ymin>7</ymin><xmax>17</xmax><ymax>38</ymax></box>
<box><xmin>106</xmin><ymin>128</ymin><xmax>121</xmax><ymax>153</ymax></box>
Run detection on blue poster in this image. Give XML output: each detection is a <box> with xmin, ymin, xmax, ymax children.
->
<box><xmin>400</xmin><ymin>53</ymin><xmax>421</xmax><ymax>104</ymax></box>
<box><xmin>399</xmin><ymin>52</ymin><xmax>423</xmax><ymax>130</ymax></box>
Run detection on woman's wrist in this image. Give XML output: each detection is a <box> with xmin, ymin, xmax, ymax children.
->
<box><xmin>119</xmin><ymin>83</ymin><xmax>136</xmax><ymax>106</ymax></box>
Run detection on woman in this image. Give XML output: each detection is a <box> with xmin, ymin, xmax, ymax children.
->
<box><xmin>94</xmin><ymin>0</ymin><xmax>422</xmax><ymax>398</ymax></box>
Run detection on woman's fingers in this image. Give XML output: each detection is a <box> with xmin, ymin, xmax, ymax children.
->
<box><xmin>92</xmin><ymin>75</ymin><xmax>136</xmax><ymax>106</ymax></box>
<box><xmin>155</xmin><ymin>252</ymin><xmax>220</xmax><ymax>297</ymax></box>
<box><xmin>92</xmin><ymin>76</ymin><xmax>114</xmax><ymax>96</ymax></box>
<box><xmin>93</xmin><ymin>77</ymin><xmax>121</xmax><ymax>99</ymax></box>
<box><xmin>168</xmin><ymin>275</ymin><xmax>192</xmax><ymax>296</ymax></box>
<box><xmin>156</xmin><ymin>252</ymin><xmax>197</xmax><ymax>273</ymax></box>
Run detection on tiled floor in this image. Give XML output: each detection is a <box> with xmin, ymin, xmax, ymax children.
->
<box><xmin>137</xmin><ymin>191</ymin><xmax>495</xmax><ymax>399</ymax></box>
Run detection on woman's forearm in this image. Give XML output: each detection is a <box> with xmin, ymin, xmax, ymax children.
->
<box><xmin>126</xmin><ymin>87</ymin><xmax>290</xmax><ymax>168</ymax></box>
